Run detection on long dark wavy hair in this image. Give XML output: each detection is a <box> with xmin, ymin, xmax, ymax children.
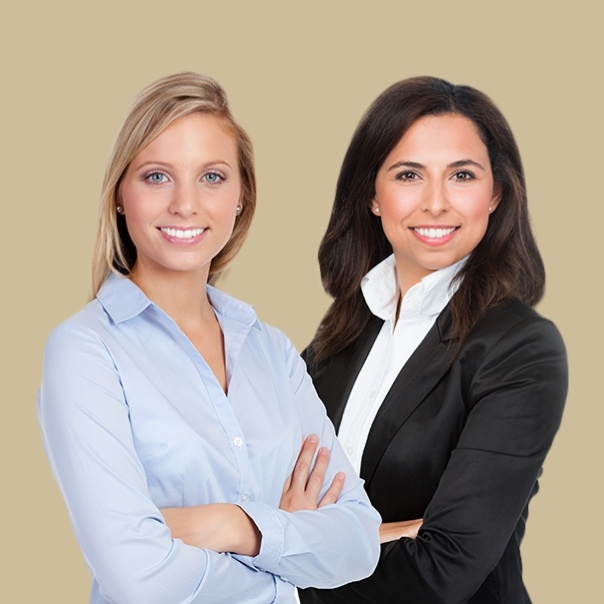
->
<box><xmin>309</xmin><ymin>76</ymin><xmax>545</xmax><ymax>363</ymax></box>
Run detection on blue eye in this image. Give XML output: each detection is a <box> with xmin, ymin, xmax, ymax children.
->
<box><xmin>145</xmin><ymin>171</ymin><xmax>168</xmax><ymax>184</ymax></box>
<box><xmin>203</xmin><ymin>172</ymin><xmax>224</xmax><ymax>184</ymax></box>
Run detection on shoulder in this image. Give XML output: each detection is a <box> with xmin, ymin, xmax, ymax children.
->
<box><xmin>464</xmin><ymin>298</ymin><xmax>566</xmax><ymax>354</ymax></box>
<box><xmin>238</xmin><ymin>315</ymin><xmax>310</xmax><ymax>392</ymax></box>
<box><xmin>302</xmin><ymin>314</ymin><xmax>384</xmax><ymax>360</ymax></box>
<box><xmin>303</xmin><ymin>315</ymin><xmax>383</xmax><ymax>378</ymax></box>
<box><xmin>476</xmin><ymin>297</ymin><xmax>546</xmax><ymax>328</ymax></box>
<box><xmin>39</xmin><ymin>302</ymin><xmax>125</xmax><ymax>416</ymax></box>
<box><xmin>209</xmin><ymin>287</ymin><xmax>301</xmax><ymax>374</ymax></box>
<box><xmin>45</xmin><ymin>299</ymin><xmax>110</xmax><ymax>348</ymax></box>
<box><xmin>45</xmin><ymin>272</ymin><xmax>144</xmax><ymax>351</ymax></box>
<box><xmin>42</xmin><ymin>299</ymin><xmax>123</xmax><ymax>376</ymax></box>
<box><xmin>456</xmin><ymin>299</ymin><xmax>568</xmax><ymax>404</ymax></box>
<box><xmin>211</xmin><ymin>285</ymin><xmax>295</xmax><ymax>348</ymax></box>
<box><xmin>454</xmin><ymin>300</ymin><xmax>568</xmax><ymax>450</ymax></box>
<box><xmin>253</xmin><ymin>318</ymin><xmax>300</xmax><ymax>365</ymax></box>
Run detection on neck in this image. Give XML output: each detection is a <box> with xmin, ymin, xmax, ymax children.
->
<box><xmin>392</xmin><ymin>255</ymin><xmax>437</xmax><ymax>301</ymax></box>
<box><xmin>130</xmin><ymin>264</ymin><xmax>228</xmax><ymax>393</ymax></box>
<box><xmin>129</xmin><ymin>266</ymin><xmax>212</xmax><ymax>327</ymax></box>
<box><xmin>394</xmin><ymin>269</ymin><xmax>423</xmax><ymax>302</ymax></box>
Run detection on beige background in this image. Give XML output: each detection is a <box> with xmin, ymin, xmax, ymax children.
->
<box><xmin>2</xmin><ymin>1</ymin><xmax>600</xmax><ymax>601</ymax></box>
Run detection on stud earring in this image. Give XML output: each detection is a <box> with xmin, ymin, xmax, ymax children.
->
<box><xmin>488</xmin><ymin>206</ymin><xmax>493</xmax><ymax>213</ymax></box>
<box><xmin>116</xmin><ymin>206</ymin><xmax>124</xmax><ymax>214</ymax></box>
<box><xmin>373</xmin><ymin>206</ymin><xmax>380</xmax><ymax>215</ymax></box>
<box><xmin>235</xmin><ymin>205</ymin><xmax>242</xmax><ymax>215</ymax></box>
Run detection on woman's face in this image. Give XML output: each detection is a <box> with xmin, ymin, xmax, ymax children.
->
<box><xmin>120</xmin><ymin>112</ymin><xmax>241</xmax><ymax>284</ymax></box>
<box><xmin>372</xmin><ymin>113</ymin><xmax>500</xmax><ymax>287</ymax></box>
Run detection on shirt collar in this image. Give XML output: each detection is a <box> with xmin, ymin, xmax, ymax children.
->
<box><xmin>207</xmin><ymin>284</ymin><xmax>259</xmax><ymax>330</ymax></box>
<box><xmin>361</xmin><ymin>254</ymin><xmax>466</xmax><ymax>323</ymax></box>
<box><xmin>97</xmin><ymin>271</ymin><xmax>259</xmax><ymax>329</ymax></box>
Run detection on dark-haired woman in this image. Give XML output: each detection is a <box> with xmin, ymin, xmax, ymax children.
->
<box><xmin>299</xmin><ymin>77</ymin><xmax>567</xmax><ymax>604</ymax></box>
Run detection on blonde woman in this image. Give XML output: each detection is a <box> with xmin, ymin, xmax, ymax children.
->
<box><xmin>38</xmin><ymin>72</ymin><xmax>380</xmax><ymax>604</ymax></box>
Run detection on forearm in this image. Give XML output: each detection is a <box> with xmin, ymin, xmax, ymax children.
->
<box><xmin>161</xmin><ymin>503</ymin><xmax>261</xmax><ymax>556</ymax></box>
<box><xmin>379</xmin><ymin>519</ymin><xmax>422</xmax><ymax>543</ymax></box>
<box><xmin>41</xmin><ymin>406</ymin><xmax>280</xmax><ymax>603</ymax></box>
<box><xmin>239</xmin><ymin>497</ymin><xmax>380</xmax><ymax>589</ymax></box>
<box><xmin>301</xmin><ymin>447</ymin><xmax>549</xmax><ymax>604</ymax></box>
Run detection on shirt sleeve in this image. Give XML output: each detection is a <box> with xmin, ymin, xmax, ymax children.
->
<box><xmin>301</xmin><ymin>315</ymin><xmax>568</xmax><ymax>603</ymax></box>
<box><xmin>37</xmin><ymin>321</ymin><xmax>293</xmax><ymax>604</ymax></box>
<box><xmin>237</xmin><ymin>332</ymin><xmax>381</xmax><ymax>589</ymax></box>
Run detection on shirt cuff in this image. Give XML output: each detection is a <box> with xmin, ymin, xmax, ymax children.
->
<box><xmin>237</xmin><ymin>501</ymin><xmax>284</xmax><ymax>572</ymax></box>
<box><xmin>274</xmin><ymin>575</ymin><xmax>295</xmax><ymax>603</ymax></box>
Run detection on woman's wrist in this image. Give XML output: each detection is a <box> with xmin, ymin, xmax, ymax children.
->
<box><xmin>161</xmin><ymin>503</ymin><xmax>261</xmax><ymax>555</ymax></box>
<box><xmin>230</xmin><ymin>505</ymin><xmax>261</xmax><ymax>556</ymax></box>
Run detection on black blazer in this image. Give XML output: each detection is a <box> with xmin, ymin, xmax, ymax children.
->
<box><xmin>300</xmin><ymin>299</ymin><xmax>567</xmax><ymax>604</ymax></box>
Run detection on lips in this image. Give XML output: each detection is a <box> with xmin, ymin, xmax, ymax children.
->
<box><xmin>159</xmin><ymin>227</ymin><xmax>206</xmax><ymax>240</ymax></box>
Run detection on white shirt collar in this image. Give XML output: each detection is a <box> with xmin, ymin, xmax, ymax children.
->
<box><xmin>361</xmin><ymin>254</ymin><xmax>467</xmax><ymax>324</ymax></box>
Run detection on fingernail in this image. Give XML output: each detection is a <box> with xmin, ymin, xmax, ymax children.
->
<box><xmin>307</xmin><ymin>435</ymin><xmax>319</xmax><ymax>444</ymax></box>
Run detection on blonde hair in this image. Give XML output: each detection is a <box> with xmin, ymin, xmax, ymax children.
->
<box><xmin>92</xmin><ymin>72</ymin><xmax>256</xmax><ymax>295</ymax></box>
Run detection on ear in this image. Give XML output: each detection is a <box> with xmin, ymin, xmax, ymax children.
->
<box><xmin>489</xmin><ymin>185</ymin><xmax>502</xmax><ymax>213</ymax></box>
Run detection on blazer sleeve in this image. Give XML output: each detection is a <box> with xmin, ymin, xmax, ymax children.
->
<box><xmin>303</xmin><ymin>313</ymin><xmax>568</xmax><ymax>604</ymax></box>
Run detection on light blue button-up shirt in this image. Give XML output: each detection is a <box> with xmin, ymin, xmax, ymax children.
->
<box><xmin>38</xmin><ymin>273</ymin><xmax>380</xmax><ymax>604</ymax></box>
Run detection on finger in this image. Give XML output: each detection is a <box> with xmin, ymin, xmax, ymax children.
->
<box><xmin>318</xmin><ymin>471</ymin><xmax>346</xmax><ymax>508</ymax></box>
<box><xmin>290</xmin><ymin>435</ymin><xmax>319</xmax><ymax>490</ymax></box>
<box><xmin>281</xmin><ymin>435</ymin><xmax>306</xmax><ymax>494</ymax></box>
<box><xmin>305</xmin><ymin>446</ymin><xmax>330</xmax><ymax>501</ymax></box>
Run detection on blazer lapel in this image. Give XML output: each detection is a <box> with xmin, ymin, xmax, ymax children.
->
<box><xmin>360</xmin><ymin>306</ymin><xmax>456</xmax><ymax>483</ymax></box>
<box><xmin>312</xmin><ymin>316</ymin><xmax>384</xmax><ymax>432</ymax></box>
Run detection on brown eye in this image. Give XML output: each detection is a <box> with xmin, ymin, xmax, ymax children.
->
<box><xmin>396</xmin><ymin>171</ymin><xmax>418</xmax><ymax>181</ymax></box>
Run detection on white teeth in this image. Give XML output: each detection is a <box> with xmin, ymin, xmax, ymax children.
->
<box><xmin>414</xmin><ymin>227</ymin><xmax>456</xmax><ymax>239</ymax></box>
<box><xmin>160</xmin><ymin>227</ymin><xmax>205</xmax><ymax>239</ymax></box>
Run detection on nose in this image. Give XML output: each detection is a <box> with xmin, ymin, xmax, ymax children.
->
<box><xmin>168</xmin><ymin>181</ymin><xmax>198</xmax><ymax>217</ymax></box>
<box><xmin>421</xmin><ymin>180</ymin><xmax>449</xmax><ymax>216</ymax></box>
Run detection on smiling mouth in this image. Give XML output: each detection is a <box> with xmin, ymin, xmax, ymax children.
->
<box><xmin>413</xmin><ymin>227</ymin><xmax>457</xmax><ymax>239</ymax></box>
<box><xmin>159</xmin><ymin>227</ymin><xmax>206</xmax><ymax>240</ymax></box>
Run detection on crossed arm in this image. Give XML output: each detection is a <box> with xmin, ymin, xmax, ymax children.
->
<box><xmin>161</xmin><ymin>435</ymin><xmax>421</xmax><ymax>554</ymax></box>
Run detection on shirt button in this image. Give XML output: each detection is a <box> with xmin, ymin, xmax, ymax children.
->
<box><xmin>369</xmin><ymin>390</ymin><xmax>377</xmax><ymax>400</ymax></box>
<box><xmin>241</xmin><ymin>493</ymin><xmax>249</xmax><ymax>502</ymax></box>
<box><xmin>233</xmin><ymin>436</ymin><xmax>244</xmax><ymax>448</ymax></box>
<box><xmin>346</xmin><ymin>446</ymin><xmax>354</xmax><ymax>457</ymax></box>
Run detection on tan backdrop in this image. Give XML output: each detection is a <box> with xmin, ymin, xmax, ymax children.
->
<box><xmin>3</xmin><ymin>1</ymin><xmax>599</xmax><ymax>601</ymax></box>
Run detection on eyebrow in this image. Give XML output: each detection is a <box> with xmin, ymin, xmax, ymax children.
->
<box><xmin>386</xmin><ymin>159</ymin><xmax>487</xmax><ymax>172</ymax></box>
<box><xmin>133</xmin><ymin>159</ymin><xmax>234</xmax><ymax>170</ymax></box>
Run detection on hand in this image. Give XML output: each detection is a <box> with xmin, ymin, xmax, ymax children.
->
<box><xmin>280</xmin><ymin>434</ymin><xmax>346</xmax><ymax>512</ymax></box>
<box><xmin>379</xmin><ymin>519</ymin><xmax>423</xmax><ymax>544</ymax></box>
<box><xmin>161</xmin><ymin>503</ymin><xmax>261</xmax><ymax>556</ymax></box>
